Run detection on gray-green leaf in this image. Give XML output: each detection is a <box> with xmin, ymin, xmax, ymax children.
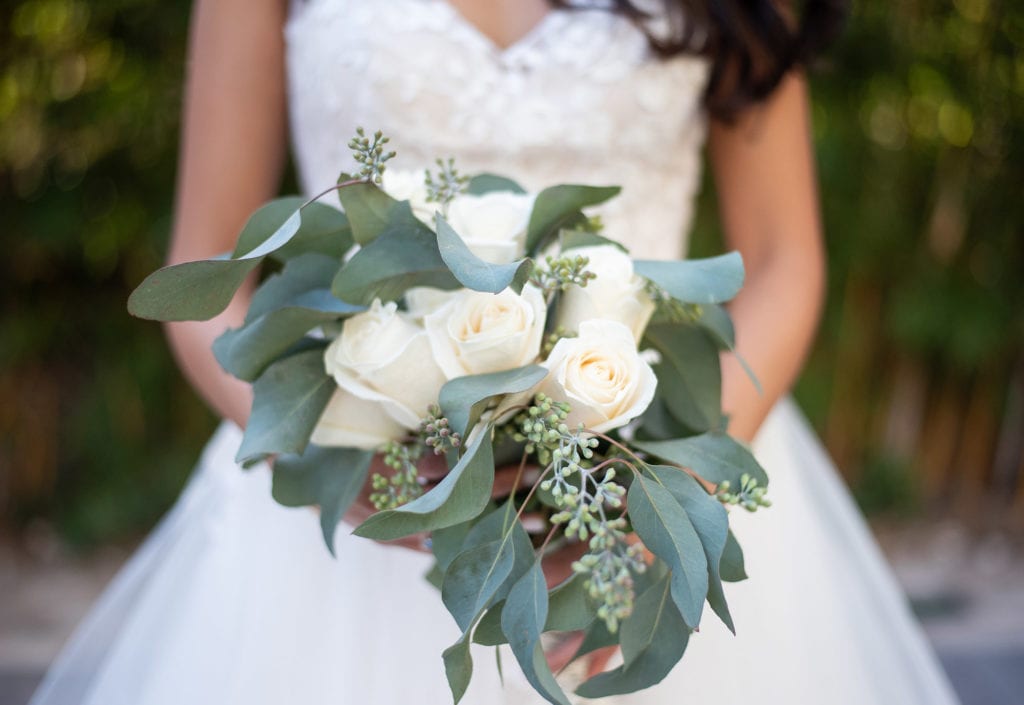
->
<box><xmin>235</xmin><ymin>348</ymin><xmax>335</xmax><ymax>464</ymax></box>
<box><xmin>352</xmin><ymin>430</ymin><xmax>494</xmax><ymax>541</ymax></box>
<box><xmin>627</xmin><ymin>472</ymin><xmax>708</xmax><ymax>628</ymax></box>
<box><xmin>466</xmin><ymin>173</ymin><xmax>527</xmax><ymax>195</ymax></box>
<box><xmin>442</xmin><ymin>538</ymin><xmax>516</xmax><ymax>632</ymax></box>
<box><xmin>647</xmin><ymin>466</ymin><xmax>733</xmax><ymax>632</ymax></box>
<box><xmin>439</xmin><ymin>365</ymin><xmax>547</xmax><ymax>438</ymax></box>
<box><xmin>336</xmin><ymin>175</ymin><xmax>420</xmax><ymax>245</ymax></box>
<box><xmin>634</xmin><ymin>433</ymin><xmax>769</xmax><ymax>489</ymax></box>
<box><xmin>442</xmin><ymin>634</ymin><xmax>474</xmax><ymax>704</ymax></box>
<box><xmin>525</xmin><ymin>184</ymin><xmax>620</xmax><ymax>253</ymax></box>
<box><xmin>575</xmin><ymin>574</ymin><xmax>689</xmax><ymax>698</ymax></box>
<box><xmin>331</xmin><ymin>220</ymin><xmax>459</xmax><ymax>305</ymax></box>
<box><xmin>501</xmin><ymin>562</ymin><xmax>571</xmax><ymax>705</ymax></box>
<box><xmin>435</xmin><ymin>213</ymin><xmax>532</xmax><ymax>294</ymax></box>
<box><xmin>272</xmin><ymin>444</ymin><xmax>373</xmax><ymax>555</ymax></box>
<box><xmin>721</xmin><ymin>530</ymin><xmax>748</xmax><ymax>583</ymax></box>
<box><xmin>634</xmin><ymin>252</ymin><xmax>745</xmax><ymax>305</ymax></box>
<box><xmin>643</xmin><ymin>323</ymin><xmax>723</xmax><ymax>433</ymax></box>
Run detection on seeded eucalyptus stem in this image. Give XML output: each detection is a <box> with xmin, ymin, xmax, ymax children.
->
<box><xmin>300</xmin><ymin>177</ymin><xmax>365</xmax><ymax>209</ymax></box>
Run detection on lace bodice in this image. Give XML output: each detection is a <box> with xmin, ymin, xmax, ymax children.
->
<box><xmin>285</xmin><ymin>0</ymin><xmax>711</xmax><ymax>259</ymax></box>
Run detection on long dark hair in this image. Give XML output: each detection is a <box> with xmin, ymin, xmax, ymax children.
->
<box><xmin>553</xmin><ymin>0</ymin><xmax>848</xmax><ymax>119</ymax></box>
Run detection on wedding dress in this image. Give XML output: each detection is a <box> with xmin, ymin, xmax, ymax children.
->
<box><xmin>30</xmin><ymin>1</ymin><xmax>960</xmax><ymax>703</ymax></box>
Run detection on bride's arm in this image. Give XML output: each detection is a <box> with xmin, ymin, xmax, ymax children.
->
<box><xmin>164</xmin><ymin>0</ymin><xmax>289</xmax><ymax>427</ymax></box>
<box><xmin>709</xmin><ymin>72</ymin><xmax>827</xmax><ymax>442</ymax></box>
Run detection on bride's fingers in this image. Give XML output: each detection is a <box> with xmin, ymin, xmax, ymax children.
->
<box><xmin>585</xmin><ymin>645</ymin><xmax>619</xmax><ymax>678</ymax></box>
<box><xmin>544</xmin><ymin>631</ymin><xmax>584</xmax><ymax>673</ymax></box>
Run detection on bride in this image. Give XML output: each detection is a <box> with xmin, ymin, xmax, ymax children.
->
<box><xmin>30</xmin><ymin>0</ymin><xmax>960</xmax><ymax>703</ymax></box>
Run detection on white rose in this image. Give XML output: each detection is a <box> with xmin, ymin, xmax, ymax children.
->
<box><xmin>556</xmin><ymin>245</ymin><xmax>655</xmax><ymax>342</ymax></box>
<box><xmin>539</xmin><ymin>319</ymin><xmax>657</xmax><ymax>433</ymax></box>
<box><xmin>311</xmin><ymin>389</ymin><xmax>405</xmax><ymax>450</ymax></box>
<box><xmin>446</xmin><ymin>191</ymin><xmax>535</xmax><ymax>264</ymax></box>
<box><xmin>403</xmin><ymin>286</ymin><xmax>456</xmax><ymax>319</ymax></box>
<box><xmin>324</xmin><ymin>300</ymin><xmax>447</xmax><ymax>427</ymax></box>
<box><xmin>380</xmin><ymin>169</ymin><xmax>433</xmax><ymax>223</ymax></box>
<box><xmin>425</xmin><ymin>286</ymin><xmax>547</xmax><ymax>379</ymax></box>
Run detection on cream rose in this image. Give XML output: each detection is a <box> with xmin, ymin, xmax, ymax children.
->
<box><xmin>539</xmin><ymin>319</ymin><xmax>656</xmax><ymax>433</ymax></box>
<box><xmin>379</xmin><ymin>169</ymin><xmax>433</xmax><ymax>223</ymax></box>
<box><xmin>311</xmin><ymin>389</ymin><xmax>405</xmax><ymax>450</ymax></box>
<box><xmin>556</xmin><ymin>245</ymin><xmax>655</xmax><ymax>342</ymax></box>
<box><xmin>445</xmin><ymin>191</ymin><xmax>534</xmax><ymax>264</ymax></box>
<box><xmin>324</xmin><ymin>300</ymin><xmax>447</xmax><ymax>427</ymax></box>
<box><xmin>424</xmin><ymin>285</ymin><xmax>547</xmax><ymax>379</ymax></box>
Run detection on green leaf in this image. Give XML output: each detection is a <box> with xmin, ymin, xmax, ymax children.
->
<box><xmin>128</xmin><ymin>258</ymin><xmax>260</xmax><ymax>322</ymax></box>
<box><xmin>558</xmin><ymin>228</ymin><xmax>628</xmax><ymax>253</ymax></box>
<box><xmin>336</xmin><ymin>175</ymin><xmax>421</xmax><ymax>245</ymax></box>
<box><xmin>647</xmin><ymin>466</ymin><xmax>733</xmax><ymax>632</ymax></box>
<box><xmin>442</xmin><ymin>634</ymin><xmax>474</xmax><ymax>704</ymax></box>
<box><xmin>442</xmin><ymin>537</ymin><xmax>516</xmax><ymax>632</ymax></box>
<box><xmin>352</xmin><ymin>430</ymin><xmax>494</xmax><ymax>540</ymax></box>
<box><xmin>331</xmin><ymin>220</ymin><xmax>459</xmax><ymax>305</ymax></box>
<box><xmin>573</xmin><ymin>617</ymin><xmax>618</xmax><ymax>660</ymax></box>
<box><xmin>575</xmin><ymin>574</ymin><xmax>689</xmax><ymax>698</ymax></box>
<box><xmin>643</xmin><ymin>323</ymin><xmax>722</xmax><ymax>432</ymax></box>
<box><xmin>439</xmin><ymin>365</ymin><xmax>547</xmax><ymax>437</ymax></box>
<box><xmin>526</xmin><ymin>184</ymin><xmax>620</xmax><ymax>253</ymax></box>
<box><xmin>472</xmin><ymin>603</ymin><xmax>507</xmax><ymax>646</ymax></box>
<box><xmin>627</xmin><ymin>472</ymin><xmax>708</xmax><ymax>628</ymax></box>
<box><xmin>435</xmin><ymin>213</ymin><xmax>533</xmax><ymax>294</ymax></box>
<box><xmin>545</xmin><ymin>574</ymin><xmax>597</xmax><ymax>632</ymax></box>
<box><xmin>214</xmin><ymin>291</ymin><xmax>362</xmax><ymax>382</ymax></box>
<box><xmin>235</xmin><ymin>348</ymin><xmax>335</xmax><ymax>464</ymax></box>
<box><xmin>696</xmin><ymin>304</ymin><xmax>763</xmax><ymax>395</ymax></box>
<box><xmin>467</xmin><ymin>173</ymin><xmax>527</xmax><ymax>195</ymax></box>
<box><xmin>633</xmin><ymin>433</ymin><xmax>769</xmax><ymax>489</ymax></box>
<box><xmin>129</xmin><ymin>199</ymin><xmax>336</xmax><ymax>322</ymax></box>
<box><xmin>459</xmin><ymin>505</ymin><xmax>535</xmax><ymax>603</ymax></box>
<box><xmin>501</xmin><ymin>562</ymin><xmax>572</xmax><ymax>705</ymax></box>
<box><xmin>272</xmin><ymin>445</ymin><xmax>373</xmax><ymax>555</ymax></box>
<box><xmin>634</xmin><ymin>252</ymin><xmax>745</xmax><ymax>305</ymax></box>
<box><xmin>431</xmin><ymin>519</ymin><xmax>480</xmax><ymax>574</ymax></box>
<box><xmin>234</xmin><ymin>198</ymin><xmax>352</xmax><ymax>261</ymax></box>
<box><xmin>244</xmin><ymin>254</ymin><xmax>340</xmax><ymax>320</ymax></box>
<box><xmin>721</xmin><ymin>530</ymin><xmax>748</xmax><ymax>582</ymax></box>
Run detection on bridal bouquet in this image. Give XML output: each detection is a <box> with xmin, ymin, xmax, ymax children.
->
<box><xmin>129</xmin><ymin>130</ymin><xmax>770</xmax><ymax>703</ymax></box>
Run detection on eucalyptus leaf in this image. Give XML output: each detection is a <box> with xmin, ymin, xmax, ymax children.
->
<box><xmin>442</xmin><ymin>538</ymin><xmax>516</xmax><ymax>632</ymax></box>
<box><xmin>458</xmin><ymin>505</ymin><xmax>535</xmax><ymax>603</ymax></box>
<box><xmin>214</xmin><ymin>291</ymin><xmax>363</xmax><ymax>382</ymax></box>
<box><xmin>696</xmin><ymin>304</ymin><xmax>763</xmax><ymax>395</ymax></box>
<box><xmin>245</xmin><ymin>254</ymin><xmax>341</xmax><ymax>321</ymax></box>
<box><xmin>545</xmin><ymin>574</ymin><xmax>597</xmax><ymax>632</ymax></box>
<box><xmin>352</xmin><ymin>430</ymin><xmax>494</xmax><ymax>541</ymax></box>
<box><xmin>472</xmin><ymin>603</ymin><xmax>506</xmax><ymax>646</ymax></box>
<box><xmin>647</xmin><ymin>466</ymin><xmax>734</xmax><ymax>632</ymax></box>
<box><xmin>235</xmin><ymin>348</ymin><xmax>334</xmax><ymax>464</ymax></box>
<box><xmin>336</xmin><ymin>174</ymin><xmax>420</xmax><ymax>245</ymax></box>
<box><xmin>634</xmin><ymin>433</ymin><xmax>769</xmax><ymax>489</ymax></box>
<box><xmin>627</xmin><ymin>472</ymin><xmax>708</xmax><ymax>628</ymax></box>
<box><xmin>331</xmin><ymin>220</ymin><xmax>460</xmax><ymax>305</ymax></box>
<box><xmin>525</xmin><ymin>184</ymin><xmax>620</xmax><ymax>253</ymax></box>
<box><xmin>501</xmin><ymin>562</ymin><xmax>572</xmax><ymax>705</ymax></box>
<box><xmin>129</xmin><ymin>199</ymin><xmax>329</xmax><ymax>322</ymax></box>
<box><xmin>558</xmin><ymin>228</ymin><xmax>628</xmax><ymax>253</ymax></box>
<box><xmin>272</xmin><ymin>445</ymin><xmax>373</xmax><ymax>555</ymax></box>
<box><xmin>234</xmin><ymin>198</ymin><xmax>352</xmax><ymax>261</ymax></box>
<box><xmin>643</xmin><ymin>323</ymin><xmax>722</xmax><ymax>432</ymax></box>
<box><xmin>432</xmin><ymin>519</ymin><xmax>481</xmax><ymax>574</ymax></box>
<box><xmin>467</xmin><ymin>173</ymin><xmax>527</xmax><ymax>195</ymax></box>
<box><xmin>634</xmin><ymin>252</ymin><xmax>745</xmax><ymax>305</ymax></box>
<box><xmin>435</xmin><ymin>214</ymin><xmax>533</xmax><ymax>294</ymax></box>
<box><xmin>439</xmin><ymin>365</ymin><xmax>547</xmax><ymax>438</ymax></box>
<box><xmin>443</xmin><ymin>634</ymin><xmax>474</xmax><ymax>705</ymax></box>
<box><xmin>721</xmin><ymin>530</ymin><xmax>748</xmax><ymax>582</ymax></box>
<box><xmin>575</xmin><ymin>575</ymin><xmax>689</xmax><ymax>698</ymax></box>
<box><xmin>573</xmin><ymin>617</ymin><xmax>618</xmax><ymax>660</ymax></box>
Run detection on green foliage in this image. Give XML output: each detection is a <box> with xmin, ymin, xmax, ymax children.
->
<box><xmin>271</xmin><ymin>444</ymin><xmax>373</xmax><ymax>554</ymax></box>
<box><xmin>642</xmin><ymin>324</ymin><xmax>723</xmax><ymax>433</ymax></box>
<box><xmin>434</xmin><ymin>213</ymin><xmax>532</xmax><ymax>294</ymax></box>
<box><xmin>525</xmin><ymin>184</ymin><xmax>620</xmax><ymax>253</ymax></box>
<box><xmin>634</xmin><ymin>252</ymin><xmax>745</xmax><ymax>305</ymax></box>
<box><xmin>438</xmin><ymin>365</ymin><xmax>547</xmax><ymax>438</ymax></box>
<box><xmin>634</xmin><ymin>433</ymin><xmax>769</xmax><ymax>489</ymax></box>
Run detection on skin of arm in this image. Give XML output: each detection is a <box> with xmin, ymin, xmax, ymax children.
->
<box><xmin>164</xmin><ymin>0</ymin><xmax>288</xmax><ymax>429</ymax></box>
<box><xmin>708</xmin><ymin>72</ymin><xmax>827</xmax><ymax>443</ymax></box>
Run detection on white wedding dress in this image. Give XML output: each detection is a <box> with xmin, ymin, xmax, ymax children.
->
<box><xmin>30</xmin><ymin>1</ymin><xmax>960</xmax><ymax>704</ymax></box>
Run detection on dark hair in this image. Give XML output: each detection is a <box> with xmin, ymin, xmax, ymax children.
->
<box><xmin>552</xmin><ymin>1</ymin><xmax>848</xmax><ymax>120</ymax></box>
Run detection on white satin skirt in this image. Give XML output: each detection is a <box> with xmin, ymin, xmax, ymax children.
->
<box><xmin>28</xmin><ymin>400</ymin><xmax>960</xmax><ymax>704</ymax></box>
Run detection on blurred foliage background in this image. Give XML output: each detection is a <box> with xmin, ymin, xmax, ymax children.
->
<box><xmin>1</xmin><ymin>0</ymin><xmax>1022</xmax><ymax>548</ymax></box>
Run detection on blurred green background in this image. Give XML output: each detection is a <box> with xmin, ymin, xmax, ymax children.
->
<box><xmin>1</xmin><ymin>0</ymin><xmax>1022</xmax><ymax>548</ymax></box>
